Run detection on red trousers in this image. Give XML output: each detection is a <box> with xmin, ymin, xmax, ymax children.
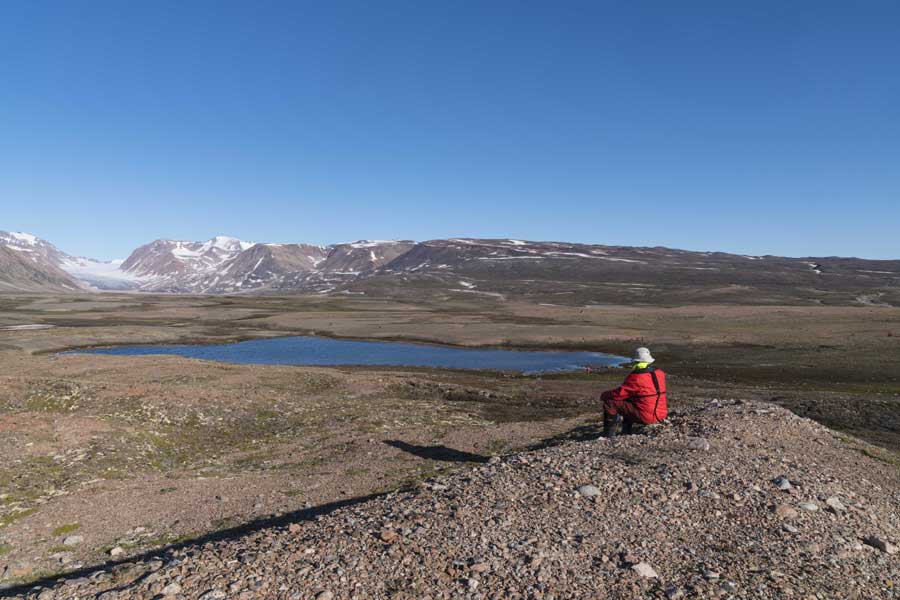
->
<box><xmin>603</xmin><ymin>397</ymin><xmax>644</xmax><ymax>423</ymax></box>
<box><xmin>602</xmin><ymin>396</ymin><xmax>667</xmax><ymax>425</ymax></box>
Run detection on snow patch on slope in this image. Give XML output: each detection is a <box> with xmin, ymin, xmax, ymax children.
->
<box><xmin>347</xmin><ymin>240</ymin><xmax>403</xmax><ymax>249</ymax></box>
<box><xmin>8</xmin><ymin>231</ymin><xmax>38</xmax><ymax>245</ymax></box>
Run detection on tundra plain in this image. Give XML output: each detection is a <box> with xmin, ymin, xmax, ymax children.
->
<box><xmin>0</xmin><ymin>293</ymin><xmax>898</xmax><ymax>592</ymax></box>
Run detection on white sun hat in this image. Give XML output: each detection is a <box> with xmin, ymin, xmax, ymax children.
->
<box><xmin>633</xmin><ymin>347</ymin><xmax>654</xmax><ymax>363</ymax></box>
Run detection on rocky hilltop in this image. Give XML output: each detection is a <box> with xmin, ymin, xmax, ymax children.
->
<box><xmin>9</xmin><ymin>400</ymin><xmax>898</xmax><ymax>599</ymax></box>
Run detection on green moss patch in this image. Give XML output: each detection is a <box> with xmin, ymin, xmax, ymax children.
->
<box><xmin>51</xmin><ymin>523</ymin><xmax>81</xmax><ymax>537</ymax></box>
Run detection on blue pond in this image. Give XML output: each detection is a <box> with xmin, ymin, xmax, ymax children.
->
<box><xmin>73</xmin><ymin>336</ymin><xmax>627</xmax><ymax>374</ymax></box>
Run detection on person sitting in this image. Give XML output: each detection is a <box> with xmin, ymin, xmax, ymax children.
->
<box><xmin>600</xmin><ymin>347</ymin><xmax>667</xmax><ymax>437</ymax></box>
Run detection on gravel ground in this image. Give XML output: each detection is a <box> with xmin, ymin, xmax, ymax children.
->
<box><xmin>6</xmin><ymin>399</ymin><xmax>898</xmax><ymax>600</ymax></box>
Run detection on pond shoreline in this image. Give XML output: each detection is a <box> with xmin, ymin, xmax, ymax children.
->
<box><xmin>65</xmin><ymin>334</ymin><xmax>630</xmax><ymax>374</ymax></box>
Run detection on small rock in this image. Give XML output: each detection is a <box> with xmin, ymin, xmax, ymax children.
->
<box><xmin>378</xmin><ymin>529</ymin><xmax>400</xmax><ymax>544</ymax></box>
<box><xmin>687</xmin><ymin>438</ymin><xmax>710</xmax><ymax>451</ymax></box>
<box><xmin>703</xmin><ymin>569</ymin><xmax>720</xmax><ymax>580</ymax></box>
<box><xmin>62</xmin><ymin>535</ymin><xmax>84</xmax><ymax>546</ymax></box>
<box><xmin>576</xmin><ymin>485</ymin><xmax>601</xmax><ymax>498</ymax></box>
<box><xmin>109</xmin><ymin>546</ymin><xmax>125</xmax><ymax>557</ymax></box>
<box><xmin>316</xmin><ymin>592</ymin><xmax>334</xmax><ymax>600</ymax></box>
<box><xmin>632</xmin><ymin>562</ymin><xmax>658</xmax><ymax>578</ymax></box>
<box><xmin>288</xmin><ymin>523</ymin><xmax>302</xmax><ymax>534</ymax></box>
<box><xmin>487</xmin><ymin>456</ymin><xmax>501</xmax><ymax>465</ymax></box>
<box><xmin>798</xmin><ymin>502</ymin><xmax>819</xmax><ymax>512</ymax></box>
<box><xmin>144</xmin><ymin>571</ymin><xmax>161</xmax><ymax>584</ymax></box>
<box><xmin>161</xmin><ymin>582</ymin><xmax>182</xmax><ymax>595</ymax></box>
<box><xmin>665</xmin><ymin>585</ymin><xmax>684</xmax><ymax>599</ymax></box>
<box><xmin>782</xmin><ymin>523</ymin><xmax>799</xmax><ymax>534</ymax></box>
<box><xmin>863</xmin><ymin>536</ymin><xmax>898</xmax><ymax>555</ymax></box>
<box><xmin>466</xmin><ymin>578</ymin><xmax>480</xmax><ymax>591</ymax></box>
<box><xmin>199</xmin><ymin>591</ymin><xmax>227</xmax><ymax>600</ymax></box>
<box><xmin>774</xmin><ymin>504</ymin><xmax>798</xmax><ymax>519</ymax></box>
<box><xmin>470</xmin><ymin>562</ymin><xmax>490</xmax><ymax>573</ymax></box>
<box><xmin>772</xmin><ymin>476</ymin><xmax>792</xmax><ymax>491</ymax></box>
<box><xmin>825</xmin><ymin>497</ymin><xmax>846</xmax><ymax>513</ymax></box>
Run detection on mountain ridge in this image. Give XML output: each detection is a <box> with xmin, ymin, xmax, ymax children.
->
<box><xmin>1</xmin><ymin>231</ymin><xmax>898</xmax><ymax>305</ymax></box>
<box><xmin>0</xmin><ymin>244</ymin><xmax>84</xmax><ymax>293</ymax></box>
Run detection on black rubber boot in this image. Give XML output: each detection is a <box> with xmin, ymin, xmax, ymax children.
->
<box><xmin>620</xmin><ymin>419</ymin><xmax>634</xmax><ymax>436</ymax></box>
<box><xmin>602</xmin><ymin>414</ymin><xmax>621</xmax><ymax>438</ymax></box>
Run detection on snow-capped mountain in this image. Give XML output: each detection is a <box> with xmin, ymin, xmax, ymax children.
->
<box><xmin>0</xmin><ymin>231</ymin><xmax>67</xmax><ymax>265</ymax></box>
<box><xmin>319</xmin><ymin>241</ymin><xmax>416</xmax><ymax>274</ymax></box>
<box><xmin>116</xmin><ymin>237</ymin><xmax>415</xmax><ymax>293</ymax></box>
<box><xmin>0</xmin><ymin>233</ymin><xmax>84</xmax><ymax>292</ymax></box>
<box><xmin>0</xmin><ymin>230</ymin><xmax>138</xmax><ymax>291</ymax></box>
<box><xmin>184</xmin><ymin>243</ymin><xmax>327</xmax><ymax>294</ymax></box>
<box><xmin>1</xmin><ymin>230</ymin><xmax>898</xmax><ymax>306</ymax></box>
<box><xmin>121</xmin><ymin>236</ymin><xmax>255</xmax><ymax>279</ymax></box>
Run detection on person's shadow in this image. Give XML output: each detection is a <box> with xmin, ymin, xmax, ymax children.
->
<box><xmin>529</xmin><ymin>423</ymin><xmax>604</xmax><ymax>450</ymax></box>
<box><xmin>384</xmin><ymin>440</ymin><xmax>490</xmax><ymax>463</ymax></box>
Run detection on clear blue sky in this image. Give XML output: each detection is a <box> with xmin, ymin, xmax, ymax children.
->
<box><xmin>2</xmin><ymin>1</ymin><xmax>898</xmax><ymax>260</ymax></box>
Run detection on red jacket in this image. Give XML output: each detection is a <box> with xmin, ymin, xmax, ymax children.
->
<box><xmin>601</xmin><ymin>366</ymin><xmax>668</xmax><ymax>424</ymax></box>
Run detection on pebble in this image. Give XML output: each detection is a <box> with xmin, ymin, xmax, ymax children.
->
<box><xmin>825</xmin><ymin>496</ymin><xmax>846</xmax><ymax>513</ymax></box>
<box><xmin>632</xmin><ymin>562</ymin><xmax>658</xmax><ymax>578</ymax></box>
<box><xmin>863</xmin><ymin>536</ymin><xmax>898</xmax><ymax>555</ymax></box>
<box><xmin>62</xmin><ymin>535</ymin><xmax>84</xmax><ymax>546</ymax></box>
<box><xmin>772</xmin><ymin>476</ymin><xmax>792</xmax><ymax>491</ymax></box>
<box><xmin>161</xmin><ymin>582</ymin><xmax>182</xmax><ymax>595</ymax></box>
<box><xmin>379</xmin><ymin>529</ymin><xmax>400</xmax><ymax>543</ymax></box>
<box><xmin>470</xmin><ymin>562</ymin><xmax>490</xmax><ymax>573</ymax></box>
<box><xmin>665</xmin><ymin>585</ymin><xmax>684</xmax><ymax>599</ymax></box>
<box><xmin>315</xmin><ymin>592</ymin><xmax>334</xmax><ymax>600</ymax></box>
<box><xmin>575</xmin><ymin>485</ymin><xmax>601</xmax><ymax>497</ymax></box>
<box><xmin>109</xmin><ymin>546</ymin><xmax>125</xmax><ymax>557</ymax></box>
<box><xmin>687</xmin><ymin>437</ymin><xmax>710</xmax><ymax>451</ymax></box>
<box><xmin>774</xmin><ymin>504</ymin><xmax>799</xmax><ymax>519</ymax></box>
<box><xmin>798</xmin><ymin>502</ymin><xmax>819</xmax><ymax>512</ymax></box>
